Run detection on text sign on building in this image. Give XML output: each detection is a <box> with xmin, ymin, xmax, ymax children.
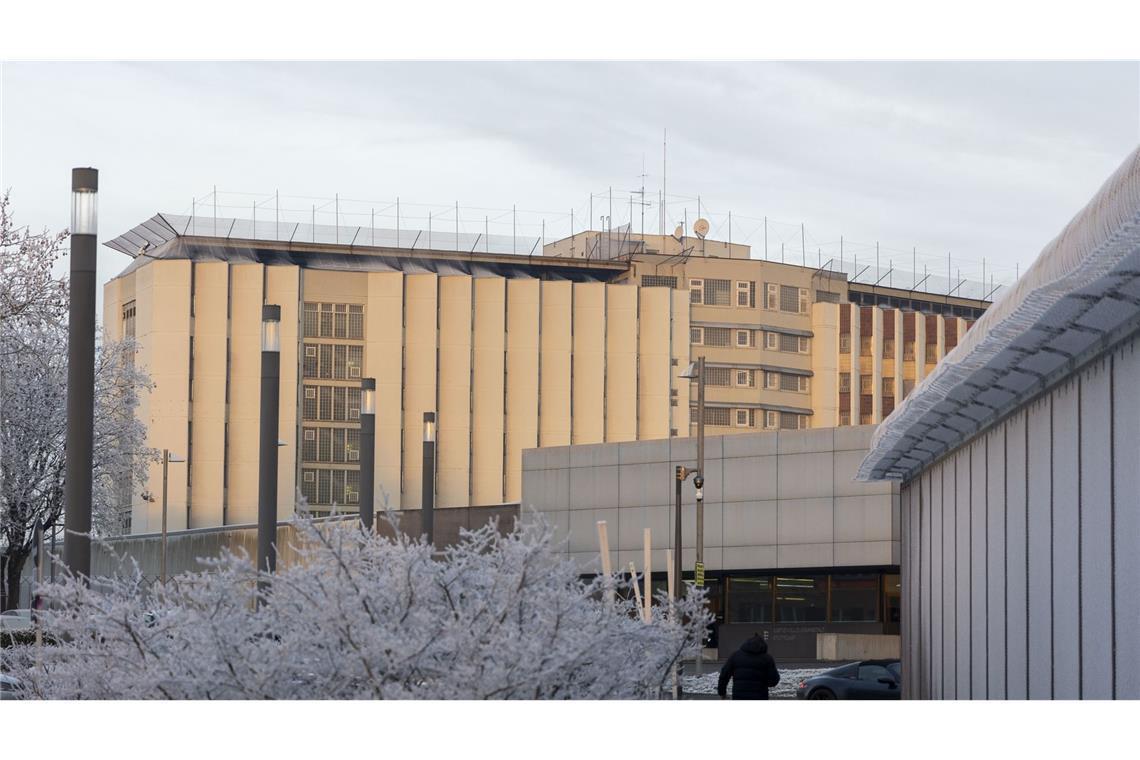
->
<box><xmin>694</xmin><ymin>561</ymin><xmax>705</xmax><ymax>587</ymax></box>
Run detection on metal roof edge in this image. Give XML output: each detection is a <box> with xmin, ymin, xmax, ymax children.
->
<box><xmin>858</xmin><ymin>145</ymin><xmax>1140</xmax><ymax>483</ymax></box>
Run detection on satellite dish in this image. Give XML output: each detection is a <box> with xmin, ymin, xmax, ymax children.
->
<box><xmin>693</xmin><ymin>218</ymin><xmax>710</xmax><ymax>239</ymax></box>
<box><xmin>672</xmin><ymin>224</ymin><xmax>685</xmax><ymax>241</ymax></box>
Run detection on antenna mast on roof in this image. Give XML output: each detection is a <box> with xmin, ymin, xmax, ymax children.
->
<box><xmin>662</xmin><ymin>128</ymin><xmax>667</xmax><ymax>236</ymax></box>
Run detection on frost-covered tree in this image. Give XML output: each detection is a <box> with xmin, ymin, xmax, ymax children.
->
<box><xmin>0</xmin><ymin>318</ymin><xmax>152</xmax><ymax>609</ymax></box>
<box><xmin>7</xmin><ymin>514</ymin><xmax>710</xmax><ymax>699</ymax></box>
<box><xmin>0</xmin><ymin>191</ymin><xmax>69</xmax><ymax>328</ymax></box>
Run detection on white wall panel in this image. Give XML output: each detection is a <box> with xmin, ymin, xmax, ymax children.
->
<box><xmin>1005</xmin><ymin>410</ymin><xmax>1029</xmax><ymax>699</ymax></box>
<box><xmin>954</xmin><ymin>450</ymin><xmax>971</xmax><ymax>698</ymax></box>
<box><xmin>1026</xmin><ymin>398</ymin><xmax>1052</xmax><ymax>699</ymax></box>
<box><xmin>1079</xmin><ymin>358</ymin><xmax>1113</xmax><ymax>699</ymax></box>
<box><xmin>930</xmin><ymin>463</ymin><xmax>945</xmax><ymax>698</ymax></box>
<box><xmin>942</xmin><ymin>460</ymin><xmax>957</xmax><ymax>699</ymax></box>
<box><xmin>969</xmin><ymin>440</ymin><xmax>988</xmax><ymax>699</ymax></box>
<box><xmin>984</xmin><ymin>426</ymin><xmax>1006</xmax><ymax>699</ymax></box>
<box><xmin>1113</xmin><ymin>342</ymin><xmax>1140</xmax><ymax>699</ymax></box>
<box><xmin>1051</xmin><ymin>381</ymin><xmax>1080</xmax><ymax>699</ymax></box>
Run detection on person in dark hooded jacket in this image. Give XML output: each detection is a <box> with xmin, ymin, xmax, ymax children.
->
<box><xmin>717</xmin><ymin>634</ymin><xmax>780</xmax><ymax>700</ymax></box>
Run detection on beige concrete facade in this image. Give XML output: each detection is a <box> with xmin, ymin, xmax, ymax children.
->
<box><xmin>105</xmin><ymin>257</ymin><xmax>690</xmax><ymax>531</ymax></box>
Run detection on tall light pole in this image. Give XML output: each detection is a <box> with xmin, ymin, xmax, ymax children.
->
<box><xmin>160</xmin><ymin>449</ymin><xmax>186</xmax><ymax>584</ymax></box>
<box><xmin>359</xmin><ymin>378</ymin><xmax>376</xmax><ymax>532</ymax></box>
<box><xmin>257</xmin><ymin>305</ymin><xmax>281</xmax><ymax>576</ymax></box>
<box><xmin>422</xmin><ymin>411</ymin><xmax>436</xmax><ymax>545</ymax></box>
<box><xmin>679</xmin><ymin>357</ymin><xmax>706</xmax><ymax>573</ymax></box>
<box><xmin>64</xmin><ymin>167</ymin><xmax>98</xmax><ymax>579</ymax></box>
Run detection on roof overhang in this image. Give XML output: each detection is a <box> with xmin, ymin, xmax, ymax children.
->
<box><xmin>859</xmin><ymin>146</ymin><xmax>1140</xmax><ymax>483</ymax></box>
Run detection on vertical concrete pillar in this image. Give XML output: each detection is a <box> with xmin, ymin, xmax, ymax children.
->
<box><xmin>871</xmin><ymin>306</ymin><xmax>884</xmax><ymax>423</ymax></box>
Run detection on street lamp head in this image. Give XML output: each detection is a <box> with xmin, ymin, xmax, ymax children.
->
<box><xmin>70</xmin><ymin>167</ymin><xmax>98</xmax><ymax>235</ymax></box>
<box><xmin>679</xmin><ymin>360</ymin><xmax>700</xmax><ymax>379</ymax></box>
<box><xmin>423</xmin><ymin>411</ymin><xmax>436</xmax><ymax>443</ymax></box>
<box><xmin>361</xmin><ymin>377</ymin><xmax>376</xmax><ymax>416</ymax></box>
<box><xmin>261</xmin><ymin>304</ymin><xmax>281</xmax><ymax>352</ymax></box>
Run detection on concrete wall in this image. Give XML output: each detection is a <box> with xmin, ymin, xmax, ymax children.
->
<box><xmin>520</xmin><ymin>425</ymin><xmax>899</xmax><ymax>574</ymax></box>
<box><xmin>899</xmin><ymin>334</ymin><xmax>1140</xmax><ymax>699</ymax></box>
<box><xmin>817</xmin><ymin>633</ymin><xmax>901</xmax><ymax>662</ymax></box>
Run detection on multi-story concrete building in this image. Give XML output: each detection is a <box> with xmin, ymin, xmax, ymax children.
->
<box><xmin>545</xmin><ymin>229</ymin><xmax>989</xmax><ymax>431</ymax></box>
<box><xmin>103</xmin><ymin>214</ymin><xmax>988</xmax><ymax>534</ymax></box>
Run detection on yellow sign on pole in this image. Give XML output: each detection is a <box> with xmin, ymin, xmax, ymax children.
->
<box><xmin>694</xmin><ymin>561</ymin><xmax>705</xmax><ymax>587</ymax></box>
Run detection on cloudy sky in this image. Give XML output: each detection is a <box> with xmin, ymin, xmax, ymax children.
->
<box><xmin>2</xmin><ymin>61</ymin><xmax>1138</xmax><ymax>301</ymax></box>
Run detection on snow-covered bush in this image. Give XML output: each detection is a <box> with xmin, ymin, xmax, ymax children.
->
<box><xmin>7</xmin><ymin>513</ymin><xmax>709</xmax><ymax>699</ymax></box>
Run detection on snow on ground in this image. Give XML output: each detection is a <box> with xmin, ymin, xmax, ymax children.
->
<box><xmin>682</xmin><ymin>667</ymin><xmax>832</xmax><ymax>699</ymax></box>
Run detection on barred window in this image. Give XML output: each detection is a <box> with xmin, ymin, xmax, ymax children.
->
<box><xmin>122</xmin><ymin>301</ymin><xmax>137</xmax><ymax>339</ymax></box>
<box><xmin>779</xmin><ymin>374</ymin><xmax>803</xmax><ymax>392</ymax></box>
<box><xmin>347</xmin><ymin>387</ymin><xmax>361</xmax><ymax>420</ymax></box>
<box><xmin>925</xmin><ymin>343</ymin><xmax>938</xmax><ymax>362</ymax></box>
<box><xmin>642</xmin><ymin>275</ymin><xmax>677</xmax><ymax>289</ymax></box>
<box><xmin>703</xmin><ymin>278</ymin><xmax>732</xmax><ymax>306</ymax></box>
<box><xmin>333</xmin><ymin>345</ymin><xmax>347</xmax><ymax>379</ymax></box>
<box><xmin>333</xmin><ymin>386</ymin><xmax>346</xmax><ymax>421</ymax></box>
<box><xmin>839</xmin><ymin>412</ymin><xmax>851</xmax><ymax>426</ymax></box>
<box><xmin>346</xmin><ymin>470</ymin><xmax>360</xmax><ymax>504</ymax></box>
<box><xmin>304</xmin><ymin>303</ymin><xmax>320</xmax><ymax>337</ymax></box>
<box><xmin>799</xmin><ymin>336</ymin><xmax>809</xmax><ymax>353</ymax></box>
<box><xmin>903</xmin><ymin>379</ymin><xmax>916</xmax><ymax>397</ymax></box>
<box><xmin>735</xmin><ymin>370</ymin><xmax>753</xmax><ymax>387</ymax></box>
<box><xmin>736</xmin><ymin>329</ymin><xmax>751</xmax><ymax>347</ymax></box>
<box><xmin>331</xmin><ymin>470</ymin><xmax>346</xmax><ymax>505</ymax></box>
<box><xmin>765</xmin><ymin>371</ymin><xmax>778</xmax><ymax>390</ymax></box>
<box><xmin>839</xmin><ymin>372</ymin><xmax>851</xmax><ymax>393</ymax></box>
<box><xmin>840</xmin><ymin>334</ymin><xmax>851</xmax><ymax>354</ymax></box>
<box><xmin>904</xmin><ymin>341</ymin><xmax>916</xmax><ymax>361</ymax></box>
<box><xmin>347</xmin><ymin>345</ymin><xmax>363</xmax><ymax>378</ymax></box>
<box><xmin>320</xmin><ymin>304</ymin><xmax>334</xmax><ymax>337</ymax></box>
<box><xmin>691</xmin><ymin>327</ymin><xmax>704</xmax><ymax>344</ymax></box>
<box><xmin>347</xmin><ymin>428</ymin><xmax>360</xmax><ymax>462</ymax></box>
<box><xmin>318</xmin><ymin>469</ymin><xmax>332</xmax><ymax>504</ymax></box>
<box><xmin>348</xmin><ymin>305</ymin><xmax>364</xmax><ymax>339</ymax></box>
<box><xmin>704</xmin><ymin>407</ymin><xmax>732</xmax><ymax>426</ymax></box>
<box><xmin>332</xmin><ymin>428</ymin><xmax>346</xmax><ymax>463</ymax></box>
<box><xmin>334</xmin><ymin>304</ymin><xmax>348</xmax><ymax>338</ymax></box>
<box><xmin>780</xmin><ymin>412</ymin><xmax>804</xmax><ymax>430</ymax></box>
<box><xmin>319</xmin><ymin>344</ymin><xmax>333</xmax><ymax>378</ymax></box>
<box><xmin>703</xmin><ymin>327</ymin><xmax>732</xmax><ymax>347</ymax></box>
<box><xmin>705</xmin><ymin>367</ymin><xmax>732</xmax><ymax>386</ymax></box>
<box><xmin>882</xmin><ymin>377</ymin><xmax>895</xmax><ymax>398</ymax></box>
<box><xmin>302</xmin><ymin>429</ymin><xmax>318</xmax><ymax>462</ymax></box>
<box><xmin>883</xmin><ymin>338</ymin><xmax>895</xmax><ymax>358</ymax></box>
<box><xmin>779</xmin><ymin>285</ymin><xmax>799</xmax><ymax>313</ymax></box>
<box><xmin>690</xmin><ymin>279</ymin><xmax>703</xmax><ymax>305</ymax></box>
<box><xmin>860</xmin><ymin>375</ymin><xmax>873</xmax><ymax>394</ymax></box>
<box><xmin>303</xmin><ymin>386</ymin><xmax>318</xmax><ymax>420</ymax></box>
<box><xmin>301</xmin><ymin>469</ymin><xmax>318</xmax><ymax>504</ymax></box>
<box><xmin>319</xmin><ymin>386</ymin><xmax>333</xmax><ymax>420</ymax></box>
<box><xmin>778</xmin><ymin>333</ymin><xmax>798</xmax><ymax>352</ymax></box>
<box><xmin>764</xmin><ymin>410</ymin><xmax>778</xmax><ymax>429</ymax></box>
<box><xmin>318</xmin><ymin>428</ymin><xmax>332</xmax><ymax>462</ymax></box>
<box><xmin>303</xmin><ymin>344</ymin><xmax>319</xmax><ymax>378</ymax></box>
<box><xmin>860</xmin><ymin>413</ymin><xmax>873</xmax><ymax>425</ymax></box>
<box><xmin>860</xmin><ymin>336</ymin><xmax>872</xmax><ymax>356</ymax></box>
<box><xmin>735</xmin><ymin>409</ymin><xmax>750</xmax><ymax>427</ymax></box>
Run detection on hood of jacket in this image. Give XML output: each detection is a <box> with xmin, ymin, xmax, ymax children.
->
<box><xmin>741</xmin><ymin>635</ymin><xmax>768</xmax><ymax>655</ymax></box>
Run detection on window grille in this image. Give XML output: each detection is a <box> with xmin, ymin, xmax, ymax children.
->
<box><xmin>799</xmin><ymin>288</ymin><xmax>809</xmax><ymax>314</ymax></box>
<box><xmin>765</xmin><ymin>332</ymin><xmax>778</xmax><ymax>350</ymax></box>
<box><xmin>799</xmin><ymin>336</ymin><xmax>809</xmax><ymax>353</ymax></box>
<box><xmin>859</xmin><ymin>413</ymin><xmax>873</xmax><ymax>425</ymax></box>
<box><xmin>347</xmin><ymin>387</ymin><xmax>361</xmax><ymax>419</ymax></box>
<box><xmin>736</xmin><ymin>370</ymin><xmax>752</xmax><ymax>387</ymax></box>
<box><xmin>704</xmin><ymin>407</ymin><xmax>732</xmax><ymax>426</ymax></box>
<box><xmin>690</xmin><ymin>279</ymin><xmax>703</xmax><ymax>304</ymax></box>
<box><xmin>779</xmin><ymin>285</ymin><xmax>799</xmax><ymax>313</ymax></box>
<box><xmin>303</xmin><ymin>387</ymin><xmax>318</xmax><ymax>420</ymax></box>
<box><xmin>765</xmin><ymin>371</ymin><xmax>778</xmax><ymax>390</ymax></box>
<box><xmin>347</xmin><ymin>429</ymin><xmax>360</xmax><ymax>462</ymax></box>
<box><xmin>331</xmin><ymin>470</ymin><xmax>345</xmax><ymax>505</ymax></box>
<box><xmin>779</xmin><ymin>412</ymin><xmax>802</xmax><ymax>430</ymax></box>
<box><xmin>304</xmin><ymin>303</ymin><xmax>319</xmax><ymax>337</ymax></box>
<box><xmin>347</xmin><ymin>345</ymin><xmax>363</xmax><ymax>378</ymax></box>
<box><xmin>642</xmin><ymin>275</ymin><xmax>677</xmax><ymax>289</ymax></box>
<box><xmin>736</xmin><ymin>281</ymin><xmax>753</xmax><ymax>307</ymax></box>
<box><xmin>705</xmin><ymin>367</ymin><xmax>732</xmax><ymax>386</ymax></box>
<box><xmin>346</xmin><ymin>470</ymin><xmax>360</xmax><ymax>504</ymax></box>
<box><xmin>736</xmin><ymin>329</ymin><xmax>751</xmax><ymax>347</ymax></box>
<box><xmin>779</xmin><ymin>333</ymin><xmax>798</xmax><ymax>352</ymax></box>
<box><xmin>319</xmin><ymin>386</ymin><xmax>333</xmax><ymax>420</ymax></box>
<box><xmin>779</xmin><ymin>374</ymin><xmax>800</xmax><ymax>392</ymax></box>
<box><xmin>703</xmin><ymin>278</ymin><xmax>732</xmax><ymax>306</ymax></box>
<box><xmin>301</xmin><ymin>469</ymin><xmax>318</xmax><ymax>504</ymax></box>
<box><xmin>319</xmin><ymin>344</ymin><xmax>333</xmax><ymax>378</ymax></box>
<box><xmin>691</xmin><ymin>327</ymin><xmax>704</xmax><ymax>344</ymax></box>
<box><xmin>883</xmin><ymin>338</ymin><xmax>895</xmax><ymax>358</ymax></box>
<box><xmin>320</xmin><ymin>304</ymin><xmax>334</xmax><ymax>337</ymax></box>
<box><xmin>839</xmin><ymin>413</ymin><xmax>851</xmax><ymax>426</ymax></box>
<box><xmin>348</xmin><ymin>305</ymin><xmax>364</xmax><ymax>339</ymax></box>
<box><xmin>703</xmin><ymin>327</ymin><xmax>732</xmax><ymax>347</ymax></box>
<box><xmin>333</xmin><ymin>387</ymin><xmax>346</xmax><ymax>421</ymax></box>
<box><xmin>839</xmin><ymin>373</ymin><xmax>851</xmax><ymax>393</ymax></box>
<box><xmin>333</xmin><ymin>345</ymin><xmax>347</xmax><ymax>379</ymax></box>
<box><xmin>840</xmin><ymin>333</ymin><xmax>851</xmax><ymax>354</ymax></box>
<box><xmin>735</xmin><ymin>409</ymin><xmax>750</xmax><ymax>427</ymax></box>
<box><xmin>122</xmin><ymin>301</ymin><xmax>137</xmax><ymax>339</ymax></box>
<box><xmin>766</xmin><ymin>283</ymin><xmax>778</xmax><ymax>310</ymax></box>
<box><xmin>332</xmin><ymin>428</ymin><xmax>346</xmax><ymax>463</ymax></box>
<box><xmin>882</xmin><ymin>377</ymin><xmax>895</xmax><ymax>398</ymax></box>
<box><xmin>765</xmin><ymin>410</ymin><xmax>778</xmax><ymax>429</ymax></box>
<box><xmin>302</xmin><ymin>429</ymin><xmax>318</xmax><ymax>462</ymax></box>
<box><xmin>904</xmin><ymin>341</ymin><xmax>915</xmax><ymax>361</ymax></box>
<box><xmin>318</xmin><ymin>428</ymin><xmax>332</xmax><ymax>462</ymax></box>
<box><xmin>333</xmin><ymin>304</ymin><xmax>348</xmax><ymax>338</ymax></box>
<box><xmin>860</xmin><ymin>375</ymin><xmax>873</xmax><ymax>394</ymax></box>
<box><xmin>860</xmin><ymin>336</ymin><xmax>872</xmax><ymax>356</ymax></box>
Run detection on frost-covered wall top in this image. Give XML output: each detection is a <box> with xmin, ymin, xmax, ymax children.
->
<box><xmin>860</xmin><ymin>146</ymin><xmax>1140</xmax><ymax>482</ymax></box>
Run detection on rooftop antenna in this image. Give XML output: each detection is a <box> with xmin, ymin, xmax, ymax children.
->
<box><xmin>213</xmin><ymin>185</ymin><xmax>217</xmax><ymax>236</ymax></box>
<box><xmin>693</xmin><ymin>218</ymin><xmax>710</xmax><ymax>239</ymax></box>
<box><xmin>335</xmin><ymin>193</ymin><xmax>339</xmax><ymax>245</ymax></box>
<box><xmin>662</xmin><ymin>127</ymin><xmax>667</xmax><ymax>237</ymax></box>
<box><xmin>396</xmin><ymin>197</ymin><xmax>401</xmax><ymax>248</ymax></box>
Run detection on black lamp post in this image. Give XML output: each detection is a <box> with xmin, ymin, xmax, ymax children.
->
<box><xmin>422</xmin><ymin>411</ymin><xmax>436</xmax><ymax>544</ymax></box>
<box><xmin>64</xmin><ymin>167</ymin><xmax>98</xmax><ymax>579</ymax></box>
<box><xmin>359</xmin><ymin>378</ymin><xmax>376</xmax><ymax>531</ymax></box>
<box><xmin>257</xmin><ymin>304</ymin><xmax>281</xmax><ymax>576</ymax></box>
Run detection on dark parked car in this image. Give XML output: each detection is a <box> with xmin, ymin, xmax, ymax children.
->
<box><xmin>795</xmin><ymin>660</ymin><xmax>901</xmax><ymax>700</ymax></box>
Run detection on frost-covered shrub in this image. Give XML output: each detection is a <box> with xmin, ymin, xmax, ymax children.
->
<box><xmin>7</xmin><ymin>514</ymin><xmax>708</xmax><ymax>699</ymax></box>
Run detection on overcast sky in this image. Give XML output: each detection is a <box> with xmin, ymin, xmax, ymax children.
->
<box><xmin>2</xmin><ymin>61</ymin><xmax>1138</xmax><ymax>304</ymax></box>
